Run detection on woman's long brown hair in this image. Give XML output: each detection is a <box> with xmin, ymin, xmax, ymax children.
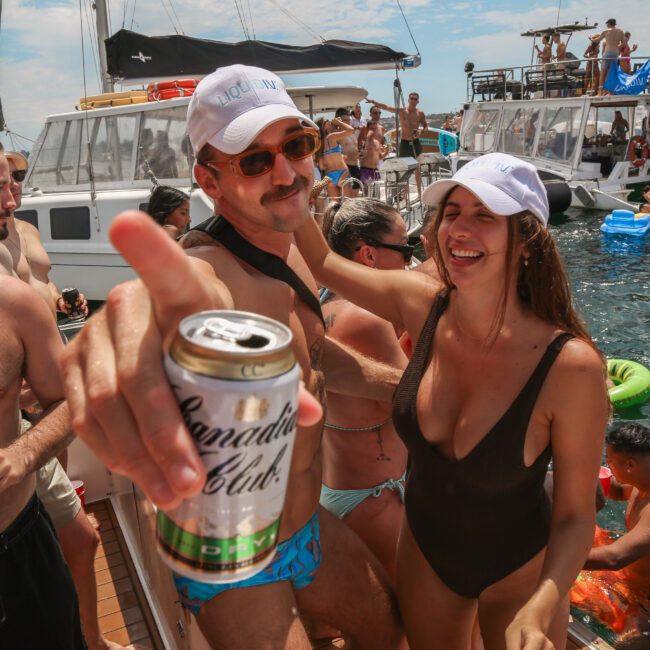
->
<box><xmin>424</xmin><ymin>193</ymin><xmax>600</xmax><ymax>355</ymax></box>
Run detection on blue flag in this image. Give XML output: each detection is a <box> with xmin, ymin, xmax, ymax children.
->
<box><xmin>604</xmin><ymin>60</ymin><xmax>650</xmax><ymax>95</ymax></box>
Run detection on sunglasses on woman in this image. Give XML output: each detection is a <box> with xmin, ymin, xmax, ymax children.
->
<box><xmin>203</xmin><ymin>128</ymin><xmax>320</xmax><ymax>178</ymax></box>
<box><xmin>11</xmin><ymin>169</ymin><xmax>27</xmax><ymax>183</ymax></box>
<box><xmin>358</xmin><ymin>240</ymin><xmax>415</xmax><ymax>264</ymax></box>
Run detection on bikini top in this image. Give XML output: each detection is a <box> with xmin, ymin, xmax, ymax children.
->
<box><xmin>323</xmin><ymin>142</ymin><xmax>343</xmax><ymax>155</ymax></box>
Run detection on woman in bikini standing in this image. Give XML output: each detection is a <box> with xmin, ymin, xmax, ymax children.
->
<box><xmin>319</xmin><ymin>198</ymin><xmax>411</xmax><ymax>581</ymax></box>
<box><xmin>295</xmin><ymin>152</ymin><xmax>609</xmax><ymax>650</ymax></box>
<box><xmin>316</xmin><ymin>117</ymin><xmax>356</xmax><ymax>198</ymax></box>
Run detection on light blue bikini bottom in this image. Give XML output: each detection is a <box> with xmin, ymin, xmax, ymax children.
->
<box><xmin>320</xmin><ymin>471</ymin><xmax>406</xmax><ymax>519</ymax></box>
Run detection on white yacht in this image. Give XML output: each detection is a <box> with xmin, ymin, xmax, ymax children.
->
<box><xmin>453</xmin><ymin>22</ymin><xmax>650</xmax><ymax>211</ymax></box>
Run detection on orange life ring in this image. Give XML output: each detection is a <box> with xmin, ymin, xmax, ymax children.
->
<box><xmin>147</xmin><ymin>79</ymin><xmax>198</xmax><ymax>101</ymax></box>
<box><xmin>628</xmin><ymin>136</ymin><xmax>649</xmax><ymax>168</ymax></box>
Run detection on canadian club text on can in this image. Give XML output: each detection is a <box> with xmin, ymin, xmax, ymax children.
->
<box><xmin>156</xmin><ymin>310</ymin><xmax>300</xmax><ymax>583</ymax></box>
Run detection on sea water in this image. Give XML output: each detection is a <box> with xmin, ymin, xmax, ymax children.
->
<box><xmin>553</xmin><ymin>209</ymin><xmax>650</xmax><ymax>644</ymax></box>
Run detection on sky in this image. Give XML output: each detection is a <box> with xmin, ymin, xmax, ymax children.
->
<box><xmin>1</xmin><ymin>0</ymin><xmax>648</xmax><ymax>152</ymax></box>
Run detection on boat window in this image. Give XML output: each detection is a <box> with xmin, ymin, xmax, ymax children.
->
<box><xmin>28</xmin><ymin>121</ymin><xmax>69</xmax><ymax>187</ymax></box>
<box><xmin>497</xmin><ymin>107</ymin><xmax>540</xmax><ymax>156</ymax></box>
<box><xmin>461</xmin><ymin>109</ymin><xmax>499</xmax><ymax>152</ymax></box>
<box><xmin>15</xmin><ymin>210</ymin><xmax>39</xmax><ymax>230</ymax></box>
<box><xmin>50</xmin><ymin>207</ymin><xmax>91</xmax><ymax>239</ymax></box>
<box><xmin>138</xmin><ymin>107</ymin><xmax>192</xmax><ymax>180</ymax></box>
<box><xmin>535</xmin><ymin>106</ymin><xmax>583</xmax><ymax>162</ymax></box>
<box><xmin>78</xmin><ymin>115</ymin><xmax>138</xmax><ymax>183</ymax></box>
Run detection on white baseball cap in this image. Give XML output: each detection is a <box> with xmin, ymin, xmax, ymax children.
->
<box><xmin>421</xmin><ymin>153</ymin><xmax>549</xmax><ymax>226</ymax></box>
<box><xmin>187</xmin><ymin>64</ymin><xmax>317</xmax><ymax>155</ymax></box>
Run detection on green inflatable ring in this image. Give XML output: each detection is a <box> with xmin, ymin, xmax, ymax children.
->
<box><xmin>607</xmin><ymin>359</ymin><xmax>650</xmax><ymax>409</ymax></box>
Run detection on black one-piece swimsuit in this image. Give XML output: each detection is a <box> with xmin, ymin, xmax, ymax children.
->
<box><xmin>392</xmin><ymin>290</ymin><xmax>573</xmax><ymax>598</ymax></box>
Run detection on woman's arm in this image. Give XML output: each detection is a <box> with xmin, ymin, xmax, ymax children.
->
<box><xmin>294</xmin><ymin>216</ymin><xmax>437</xmax><ymax>329</ymax></box>
<box><xmin>506</xmin><ymin>341</ymin><xmax>608</xmax><ymax>649</ymax></box>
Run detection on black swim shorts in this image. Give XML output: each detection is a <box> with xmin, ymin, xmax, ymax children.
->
<box><xmin>399</xmin><ymin>138</ymin><xmax>422</xmax><ymax>158</ymax></box>
<box><xmin>0</xmin><ymin>494</ymin><xmax>86</xmax><ymax>649</ymax></box>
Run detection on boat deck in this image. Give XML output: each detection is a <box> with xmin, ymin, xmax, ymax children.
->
<box><xmin>87</xmin><ymin>500</ymin><xmax>612</xmax><ymax>650</ymax></box>
<box><xmin>88</xmin><ymin>500</ymin><xmax>162</xmax><ymax>648</ymax></box>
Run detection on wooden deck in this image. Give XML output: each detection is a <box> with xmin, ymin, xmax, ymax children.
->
<box><xmin>88</xmin><ymin>500</ymin><xmax>163</xmax><ymax>649</ymax></box>
<box><xmin>88</xmin><ymin>500</ymin><xmax>613</xmax><ymax>650</ymax></box>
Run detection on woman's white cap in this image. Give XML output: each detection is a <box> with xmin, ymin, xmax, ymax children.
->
<box><xmin>421</xmin><ymin>153</ymin><xmax>550</xmax><ymax>226</ymax></box>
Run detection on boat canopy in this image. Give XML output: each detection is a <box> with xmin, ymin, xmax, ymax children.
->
<box><xmin>106</xmin><ymin>30</ymin><xmax>419</xmax><ymax>84</ymax></box>
<box><xmin>520</xmin><ymin>22</ymin><xmax>598</xmax><ymax>37</ymax></box>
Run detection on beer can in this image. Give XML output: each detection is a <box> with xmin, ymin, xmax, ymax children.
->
<box><xmin>156</xmin><ymin>310</ymin><xmax>300</xmax><ymax>583</ymax></box>
<box><xmin>61</xmin><ymin>287</ymin><xmax>84</xmax><ymax>320</ymax></box>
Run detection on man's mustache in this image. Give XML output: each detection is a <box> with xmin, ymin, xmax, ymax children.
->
<box><xmin>0</xmin><ymin>211</ymin><xmax>12</xmax><ymax>218</ymax></box>
<box><xmin>261</xmin><ymin>176</ymin><xmax>309</xmax><ymax>204</ymax></box>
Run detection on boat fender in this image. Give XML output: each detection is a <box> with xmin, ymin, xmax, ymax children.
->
<box><xmin>543</xmin><ymin>180</ymin><xmax>571</xmax><ymax>215</ymax></box>
<box><xmin>628</xmin><ymin>136</ymin><xmax>649</xmax><ymax>169</ymax></box>
<box><xmin>607</xmin><ymin>358</ymin><xmax>650</xmax><ymax>409</ymax></box>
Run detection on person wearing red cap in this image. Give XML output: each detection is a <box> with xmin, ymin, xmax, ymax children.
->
<box><xmin>59</xmin><ymin>65</ymin><xmax>403</xmax><ymax>649</ymax></box>
<box><xmin>293</xmin><ymin>152</ymin><xmax>608</xmax><ymax>649</ymax></box>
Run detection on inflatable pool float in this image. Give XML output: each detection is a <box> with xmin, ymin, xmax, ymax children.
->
<box><xmin>607</xmin><ymin>358</ymin><xmax>650</xmax><ymax>409</ymax></box>
<box><xmin>600</xmin><ymin>209</ymin><xmax>650</xmax><ymax>236</ymax></box>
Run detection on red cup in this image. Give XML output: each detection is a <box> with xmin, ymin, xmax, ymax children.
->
<box><xmin>599</xmin><ymin>467</ymin><xmax>612</xmax><ymax>497</ymax></box>
<box><xmin>71</xmin><ymin>479</ymin><xmax>85</xmax><ymax>508</ymax></box>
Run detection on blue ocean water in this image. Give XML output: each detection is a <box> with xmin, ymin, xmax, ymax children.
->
<box><xmin>552</xmin><ymin>209</ymin><xmax>649</xmax><ymax>644</ymax></box>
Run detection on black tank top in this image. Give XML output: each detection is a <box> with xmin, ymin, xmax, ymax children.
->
<box><xmin>392</xmin><ymin>290</ymin><xmax>573</xmax><ymax>598</ymax></box>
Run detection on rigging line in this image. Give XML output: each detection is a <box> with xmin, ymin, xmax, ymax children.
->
<box><xmin>122</xmin><ymin>0</ymin><xmax>128</xmax><ymax>29</ymax></box>
<box><xmin>159</xmin><ymin>0</ymin><xmax>180</xmax><ymax>35</ymax></box>
<box><xmin>232</xmin><ymin>0</ymin><xmax>250</xmax><ymax>40</ymax></box>
<box><xmin>245</xmin><ymin>0</ymin><xmax>256</xmax><ymax>40</ymax></box>
<box><xmin>83</xmin><ymin>0</ymin><xmax>102</xmax><ymax>87</ymax></box>
<box><xmin>265</xmin><ymin>0</ymin><xmax>323</xmax><ymax>43</ymax></box>
<box><xmin>166</xmin><ymin>0</ymin><xmax>185</xmax><ymax>35</ymax></box>
<box><xmin>129</xmin><ymin>0</ymin><xmax>137</xmax><ymax>30</ymax></box>
<box><xmin>555</xmin><ymin>0</ymin><xmax>562</xmax><ymax>27</ymax></box>
<box><xmin>394</xmin><ymin>0</ymin><xmax>420</xmax><ymax>55</ymax></box>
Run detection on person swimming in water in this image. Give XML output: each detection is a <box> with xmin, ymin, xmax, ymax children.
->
<box><xmin>319</xmin><ymin>198</ymin><xmax>410</xmax><ymax>581</ymax></box>
<box><xmin>295</xmin><ymin>152</ymin><xmax>609</xmax><ymax>649</ymax></box>
<box><xmin>571</xmin><ymin>422</ymin><xmax>650</xmax><ymax>637</ymax></box>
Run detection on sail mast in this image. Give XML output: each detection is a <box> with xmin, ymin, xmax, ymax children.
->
<box><xmin>95</xmin><ymin>0</ymin><xmax>114</xmax><ymax>92</ymax></box>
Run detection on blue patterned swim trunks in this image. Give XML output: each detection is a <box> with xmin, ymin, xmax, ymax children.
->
<box><xmin>174</xmin><ymin>512</ymin><xmax>322</xmax><ymax>614</ymax></box>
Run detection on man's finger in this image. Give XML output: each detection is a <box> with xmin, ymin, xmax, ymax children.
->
<box><xmin>109</xmin><ymin>211</ymin><xmax>207</xmax><ymax>313</ymax></box>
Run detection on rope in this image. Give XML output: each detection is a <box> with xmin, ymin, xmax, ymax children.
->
<box><xmin>232</xmin><ymin>0</ymin><xmax>250</xmax><ymax>40</ymax></box>
<box><xmin>83</xmin><ymin>0</ymin><xmax>102</xmax><ymax>87</ymax></box>
<box><xmin>166</xmin><ymin>0</ymin><xmax>185</xmax><ymax>36</ymax></box>
<box><xmin>129</xmin><ymin>0</ymin><xmax>137</xmax><ymax>30</ymax></box>
<box><xmin>265</xmin><ymin>0</ymin><xmax>323</xmax><ymax>43</ymax></box>
<box><xmin>160</xmin><ymin>0</ymin><xmax>181</xmax><ymax>35</ymax></box>
<box><xmin>324</xmin><ymin>417</ymin><xmax>392</xmax><ymax>432</ymax></box>
<box><xmin>394</xmin><ymin>0</ymin><xmax>420</xmax><ymax>55</ymax></box>
<box><xmin>245</xmin><ymin>0</ymin><xmax>256</xmax><ymax>40</ymax></box>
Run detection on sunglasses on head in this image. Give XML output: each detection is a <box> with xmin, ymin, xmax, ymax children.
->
<box><xmin>11</xmin><ymin>169</ymin><xmax>27</xmax><ymax>183</ymax></box>
<box><xmin>357</xmin><ymin>239</ymin><xmax>414</xmax><ymax>264</ymax></box>
<box><xmin>203</xmin><ymin>128</ymin><xmax>320</xmax><ymax>178</ymax></box>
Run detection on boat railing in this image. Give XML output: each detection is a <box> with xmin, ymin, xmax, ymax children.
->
<box><xmin>466</xmin><ymin>55</ymin><xmax>649</xmax><ymax>102</ymax></box>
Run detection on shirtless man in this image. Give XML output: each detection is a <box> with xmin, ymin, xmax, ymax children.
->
<box><xmin>571</xmin><ymin>423</ymin><xmax>650</xmax><ymax>635</ymax></box>
<box><xmin>367</xmin><ymin>93</ymin><xmax>427</xmax><ymax>159</ymax></box>
<box><xmin>0</xmin><ymin>154</ymin><xmax>85</xmax><ymax>648</ymax></box>
<box><xmin>552</xmin><ymin>32</ymin><xmax>567</xmax><ymax>69</ymax></box>
<box><xmin>535</xmin><ymin>35</ymin><xmax>552</xmax><ymax>67</ymax></box>
<box><xmin>335</xmin><ymin>108</ymin><xmax>362</xmax><ymax>196</ymax></box>
<box><xmin>592</xmin><ymin>18</ymin><xmax>625</xmax><ymax>93</ymax></box>
<box><xmin>320</xmin><ymin>198</ymin><xmax>409</xmax><ymax>581</ymax></box>
<box><xmin>359</xmin><ymin>122</ymin><xmax>388</xmax><ymax>194</ymax></box>
<box><xmin>60</xmin><ymin>64</ymin><xmax>403</xmax><ymax>649</ymax></box>
<box><xmin>4</xmin><ymin>151</ymin><xmax>121</xmax><ymax>650</ymax></box>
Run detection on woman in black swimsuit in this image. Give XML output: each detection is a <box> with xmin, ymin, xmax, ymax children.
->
<box><xmin>295</xmin><ymin>152</ymin><xmax>609</xmax><ymax>649</ymax></box>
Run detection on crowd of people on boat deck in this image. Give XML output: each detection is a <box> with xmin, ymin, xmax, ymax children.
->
<box><xmin>532</xmin><ymin>16</ymin><xmax>640</xmax><ymax>96</ymax></box>
<box><xmin>1</xmin><ymin>62</ymin><xmax>650</xmax><ymax>650</ymax></box>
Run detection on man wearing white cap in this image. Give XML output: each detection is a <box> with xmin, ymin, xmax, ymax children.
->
<box><xmin>60</xmin><ymin>65</ymin><xmax>403</xmax><ymax>649</ymax></box>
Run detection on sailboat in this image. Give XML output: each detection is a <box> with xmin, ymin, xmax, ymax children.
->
<box><xmin>13</xmin><ymin>16</ymin><xmax>420</xmax><ymax>301</ymax></box>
